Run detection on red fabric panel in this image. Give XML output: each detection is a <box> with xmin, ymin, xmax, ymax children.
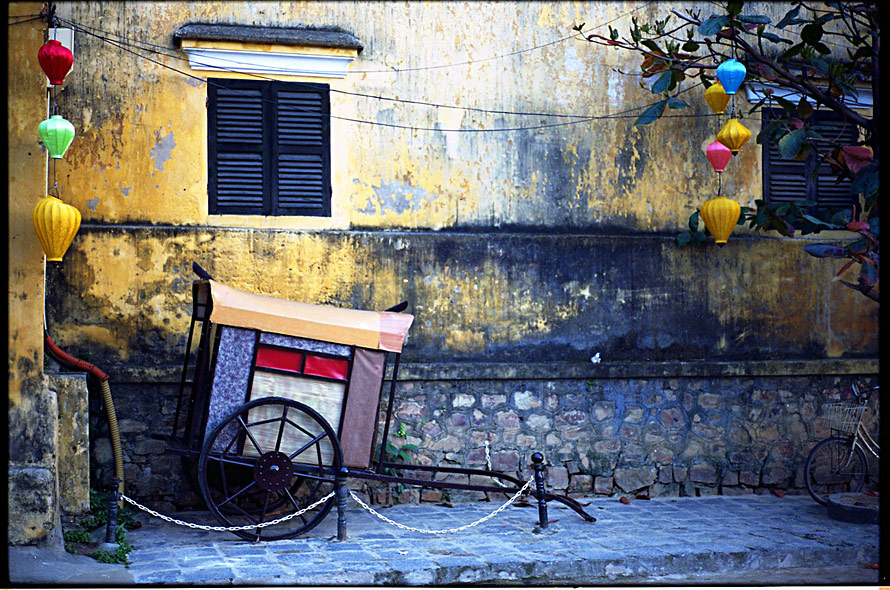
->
<box><xmin>255</xmin><ymin>346</ymin><xmax>303</xmax><ymax>373</ymax></box>
<box><xmin>304</xmin><ymin>355</ymin><xmax>350</xmax><ymax>380</ymax></box>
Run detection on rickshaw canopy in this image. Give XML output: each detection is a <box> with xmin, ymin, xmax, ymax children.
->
<box><xmin>204</xmin><ymin>280</ymin><xmax>414</xmax><ymax>353</ymax></box>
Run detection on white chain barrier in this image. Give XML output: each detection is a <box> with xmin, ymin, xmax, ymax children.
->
<box><xmin>119</xmin><ymin>475</ymin><xmax>535</xmax><ymax>535</ymax></box>
<box><xmin>120</xmin><ymin>492</ymin><xmax>335</xmax><ymax>531</ymax></box>
<box><xmin>349</xmin><ymin>476</ymin><xmax>535</xmax><ymax>534</ymax></box>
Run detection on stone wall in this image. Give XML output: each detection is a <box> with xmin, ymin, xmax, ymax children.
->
<box><xmin>84</xmin><ymin>360</ymin><xmax>878</xmax><ymax>514</ymax></box>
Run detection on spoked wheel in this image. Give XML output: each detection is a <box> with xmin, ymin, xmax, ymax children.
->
<box><xmin>198</xmin><ymin>397</ymin><xmax>343</xmax><ymax>541</ymax></box>
<box><xmin>804</xmin><ymin>436</ymin><xmax>867</xmax><ymax>506</ymax></box>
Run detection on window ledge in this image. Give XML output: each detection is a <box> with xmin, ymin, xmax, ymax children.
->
<box><xmin>175</xmin><ymin>23</ymin><xmax>362</xmax><ymax>78</ymax></box>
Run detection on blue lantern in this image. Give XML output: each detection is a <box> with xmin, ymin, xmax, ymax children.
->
<box><xmin>716</xmin><ymin>59</ymin><xmax>746</xmax><ymax>95</ymax></box>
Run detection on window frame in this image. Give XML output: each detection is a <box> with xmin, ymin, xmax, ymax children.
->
<box><xmin>207</xmin><ymin>78</ymin><xmax>332</xmax><ymax>217</ymax></box>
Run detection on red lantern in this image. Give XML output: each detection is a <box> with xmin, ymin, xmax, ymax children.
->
<box><xmin>38</xmin><ymin>40</ymin><xmax>73</xmax><ymax>85</ymax></box>
<box><xmin>706</xmin><ymin>140</ymin><xmax>732</xmax><ymax>173</ymax></box>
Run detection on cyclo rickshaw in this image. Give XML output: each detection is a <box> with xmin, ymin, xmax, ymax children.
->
<box><xmin>160</xmin><ymin>263</ymin><xmax>595</xmax><ymax>541</ymax></box>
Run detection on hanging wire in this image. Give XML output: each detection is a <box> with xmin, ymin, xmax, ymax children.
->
<box><xmin>7</xmin><ymin>14</ymin><xmax>46</xmax><ymax>26</ymax></box>
<box><xmin>54</xmin><ymin>2</ymin><xmax>654</xmax><ymax>76</ymax></box>
<box><xmin>55</xmin><ymin>14</ymin><xmax>624</xmax><ymax>121</ymax></box>
<box><xmin>58</xmin><ymin>15</ymin><xmax>719</xmax><ymax>134</ymax></box>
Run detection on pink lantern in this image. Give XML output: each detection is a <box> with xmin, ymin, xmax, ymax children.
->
<box><xmin>706</xmin><ymin>140</ymin><xmax>732</xmax><ymax>173</ymax></box>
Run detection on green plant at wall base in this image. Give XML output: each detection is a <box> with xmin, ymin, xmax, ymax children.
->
<box><xmin>577</xmin><ymin>1</ymin><xmax>879</xmax><ymax>302</ymax></box>
<box><xmin>374</xmin><ymin>438</ymin><xmax>420</xmax><ymax>498</ymax></box>
<box><xmin>62</xmin><ymin>488</ymin><xmax>138</xmax><ymax>566</ymax></box>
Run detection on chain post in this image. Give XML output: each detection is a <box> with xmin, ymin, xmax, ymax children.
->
<box><xmin>336</xmin><ymin>467</ymin><xmax>349</xmax><ymax>541</ymax></box>
<box><xmin>531</xmin><ymin>452</ymin><xmax>549</xmax><ymax>531</ymax></box>
<box><xmin>104</xmin><ymin>477</ymin><xmax>122</xmax><ymax>545</ymax></box>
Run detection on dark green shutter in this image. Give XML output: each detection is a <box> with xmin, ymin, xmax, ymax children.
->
<box><xmin>274</xmin><ymin>87</ymin><xmax>330</xmax><ymax>216</ymax></box>
<box><xmin>762</xmin><ymin>108</ymin><xmax>858</xmax><ymax>208</ymax></box>
<box><xmin>208</xmin><ymin>79</ymin><xmax>330</xmax><ymax>216</ymax></box>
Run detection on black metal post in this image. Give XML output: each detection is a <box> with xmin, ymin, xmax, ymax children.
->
<box><xmin>336</xmin><ymin>467</ymin><xmax>349</xmax><ymax>541</ymax></box>
<box><xmin>531</xmin><ymin>453</ymin><xmax>549</xmax><ymax>530</ymax></box>
<box><xmin>104</xmin><ymin>477</ymin><xmax>121</xmax><ymax>544</ymax></box>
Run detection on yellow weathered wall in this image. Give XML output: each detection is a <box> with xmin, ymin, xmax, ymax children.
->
<box><xmin>38</xmin><ymin>0</ymin><xmax>875</xmax><ymax>367</ymax></box>
<box><xmin>8</xmin><ymin>1</ymin><xmax>62</xmax><ymax>545</ymax></box>
<box><xmin>48</xmin><ymin>1</ymin><xmax>767</xmax><ymax>231</ymax></box>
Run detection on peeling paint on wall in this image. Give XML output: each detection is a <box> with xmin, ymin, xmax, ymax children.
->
<box><xmin>150</xmin><ymin>129</ymin><xmax>176</xmax><ymax>172</ymax></box>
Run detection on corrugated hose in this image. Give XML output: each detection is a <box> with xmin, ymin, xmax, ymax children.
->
<box><xmin>44</xmin><ymin>331</ymin><xmax>124</xmax><ymax>498</ymax></box>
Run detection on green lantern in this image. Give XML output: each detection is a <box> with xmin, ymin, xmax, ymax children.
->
<box><xmin>38</xmin><ymin>115</ymin><xmax>75</xmax><ymax>159</ymax></box>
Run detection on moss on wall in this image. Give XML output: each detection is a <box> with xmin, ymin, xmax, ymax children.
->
<box><xmin>46</xmin><ymin>227</ymin><xmax>878</xmax><ymax>371</ymax></box>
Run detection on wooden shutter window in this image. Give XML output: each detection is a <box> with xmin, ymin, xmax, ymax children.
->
<box><xmin>273</xmin><ymin>86</ymin><xmax>330</xmax><ymax>216</ymax></box>
<box><xmin>762</xmin><ymin>109</ymin><xmax>858</xmax><ymax>208</ymax></box>
<box><xmin>208</xmin><ymin>78</ymin><xmax>331</xmax><ymax>216</ymax></box>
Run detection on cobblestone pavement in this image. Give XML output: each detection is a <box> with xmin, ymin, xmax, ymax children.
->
<box><xmin>8</xmin><ymin>493</ymin><xmax>882</xmax><ymax>586</ymax></box>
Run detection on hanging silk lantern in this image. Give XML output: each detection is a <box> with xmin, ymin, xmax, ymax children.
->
<box><xmin>706</xmin><ymin>141</ymin><xmax>733</xmax><ymax>173</ymax></box>
<box><xmin>705</xmin><ymin>82</ymin><xmax>730</xmax><ymax>115</ymax></box>
<box><xmin>38</xmin><ymin>115</ymin><xmax>75</xmax><ymax>159</ymax></box>
<box><xmin>700</xmin><ymin>196</ymin><xmax>741</xmax><ymax>246</ymax></box>
<box><xmin>38</xmin><ymin>39</ymin><xmax>74</xmax><ymax>85</ymax></box>
<box><xmin>32</xmin><ymin>195</ymin><xmax>82</xmax><ymax>264</ymax></box>
<box><xmin>716</xmin><ymin>58</ymin><xmax>746</xmax><ymax>95</ymax></box>
<box><xmin>717</xmin><ymin>118</ymin><xmax>751</xmax><ymax>154</ymax></box>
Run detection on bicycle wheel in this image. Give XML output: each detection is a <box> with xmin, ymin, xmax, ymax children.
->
<box><xmin>198</xmin><ymin>397</ymin><xmax>342</xmax><ymax>541</ymax></box>
<box><xmin>804</xmin><ymin>436</ymin><xmax>867</xmax><ymax>506</ymax></box>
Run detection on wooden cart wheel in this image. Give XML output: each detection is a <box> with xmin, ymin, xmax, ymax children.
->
<box><xmin>198</xmin><ymin>396</ymin><xmax>343</xmax><ymax>541</ymax></box>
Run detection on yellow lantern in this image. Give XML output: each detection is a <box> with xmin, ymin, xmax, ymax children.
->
<box><xmin>700</xmin><ymin>196</ymin><xmax>741</xmax><ymax>246</ymax></box>
<box><xmin>717</xmin><ymin>119</ymin><xmax>751</xmax><ymax>154</ymax></box>
<box><xmin>32</xmin><ymin>195</ymin><xmax>82</xmax><ymax>264</ymax></box>
<box><xmin>705</xmin><ymin>82</ymin><xmax>730</xmax><ymax>115</ymax></box>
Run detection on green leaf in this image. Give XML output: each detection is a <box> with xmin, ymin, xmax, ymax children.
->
<box><xmin>756</xmin><ymin>119</ymin><xmax>784</xmax><ymax>144</ymax></box>
<box><xmin>773</xmin><ymin>96</ymin><xmax>797</xmax><ymax>111</ymax></box>
<box><xmin>699</xmin><ymin>15</ymin><xmax>729</xmax><ymax>37</ymax></box>
<box><xmin>727</xmin><ymin>1</ymin><xmax>744</xmax><ymax>16</ymax></box>
<box><xmin>737</xmin><ymin>14</ymin><xmax>771</xmax><ymax>24</ymax></box>
<box><xmin>851</xmin><ymin>163</ymin><xmax>879</xmax><ymax>197</ymax></box>
<box><xmin>802</xmin><ymin>243</ymin><xmax>848</xmax><ymax>258</ymax></box>
<box><xmin>634</xmin><ymin>100</ymin><xmax>667</xmax><ymax>126</ymax></box>
<box><xmin>677</xmin><ymin>232</ymin><xmax>692</xmax><ymax>246</ymax></box>
<box><xmin>776</xmin><ymin>5</ymin><xmax>802</xmax><ymax>29</ymax></box>
<box><xmin>778</xmin><ymin>128</ymin><xmax>808</xmax><ymax>159</ymax></box>
<box><xmin>859</xmin><ymin>260</ymin><xmax>878</xmax><ymax>287</ymax></box>
<box><xmin>812</xmin><ymin>42</ymin><xmax>830</xmax><ymax>55</ymax></box>
<box><xmin>801</xmin><ymin>215</ymin><xmax>839</xmax><ymax>228</ymax></box>
<box><xmin>781</xmin><ymin>42</ymin><xmax>806</xmax><ymax>61</ymax></box>
<box><xmin>688</xmin><ymin>210</ymin><xmax>700</xmax><ymax>233</ymax></box>
<box><xmin>640</xmin><ymin>39</ymin><xmax>662</xmax><ymax>53</ymax></box>
<box><xmin>681</xmin><ymin>40</ymin><xmax>700</xmax><ymax>52</ymax></box>
<box><xmin>651</xmin><ymin>71</ymin><xmax>673</xmax><ymax>94</ymax></box>
<box><xmin>830</xmin><ymin>209</ymin><xmax>853</xmax><ymax>226</ymax></box>
<box><xmin>666</xmin><ymin>97</ymin><xmax>689</xmax><ymax>109</ymax></box>
<box><xmin>801</xmin><ymin>23</ymin><xmax>824</xmax><ymax>45</ymax></box>
<box><xmin>758</xmin><ymin>31</ymin><xmax>792</xmax><ymax>44</ymax></box>
<box><xmin>797</xmin><ymin>97</ymin><xmax>813</xmax><ymax>119</ymax></box>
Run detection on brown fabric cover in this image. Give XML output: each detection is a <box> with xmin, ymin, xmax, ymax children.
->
<box><xmin>340</xmin><ymin>348</ymin><xmax>385</xmax><ymax>469</ymax></box>
<box><xmin>206</xmin><ymin>280</ymin><xmax>413</xmax><ymax>352</ymax></box>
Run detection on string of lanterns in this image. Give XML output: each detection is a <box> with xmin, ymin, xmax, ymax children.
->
<box><xmin>699</xmin><ymin>56</ymin><xmax>750</xmax><ymax>246</ymax></box>
<box><xmin>33</xmin><ymin>31</ymin><xmax>81</xmax><ymax>265</ymax></box>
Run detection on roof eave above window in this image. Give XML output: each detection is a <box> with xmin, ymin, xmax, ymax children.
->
<box><xmin>175</xmin><ymin>23</ymin><xmax>362</xmax><ymax>78</ymax></box>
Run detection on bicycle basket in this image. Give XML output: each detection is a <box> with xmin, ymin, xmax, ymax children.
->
<box><xmin>821</xmin><ymin>402</ymin><xmax>866</xmax><ymax>435</ymax></box>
